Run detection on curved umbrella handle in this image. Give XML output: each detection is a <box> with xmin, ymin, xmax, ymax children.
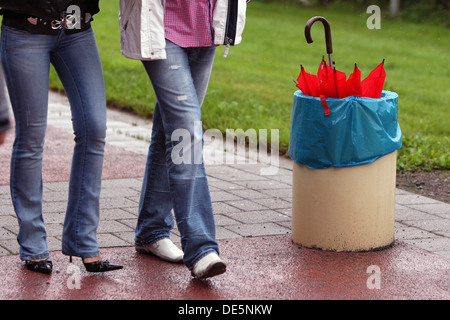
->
<box><xmin>305</xmin><ymin>16</ymin><xmax>334</xmax><ymax>66</ymax></box>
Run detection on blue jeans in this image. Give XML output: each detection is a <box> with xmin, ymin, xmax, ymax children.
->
<box><xmin>136</xmin><ymin>40</ymin><xmax>218</xmax><ymax>269</ymax></box>
<box><xmin>1</xmin><ymin>26</ymin><xmax>106</xmax><ymax>261</ymax></box>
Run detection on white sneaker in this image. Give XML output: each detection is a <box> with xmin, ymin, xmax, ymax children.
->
<box><xmin>191</xmin><ymin>252</ymin><xmax>227</xmax><ymax>279</ymax></box>
<box><xmin>135</xmin><ymin>238</ymin><xmax>184</xmax><ymax>263</ymax></box>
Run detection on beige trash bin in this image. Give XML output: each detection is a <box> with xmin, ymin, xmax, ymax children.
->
<box><xmin>291</xmin><ymin>151</ymin><xmax>397</xmax><ymax>252</ymax></box>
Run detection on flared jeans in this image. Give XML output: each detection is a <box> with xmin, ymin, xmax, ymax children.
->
<box><xmin>135</xmin><ymin>40</ymin><xmax>219</xmax><ymax>269</ymax></box>
<box><xmin>1</xmin><ymin>26</ymin><xmax>106</xmax><ymax>261</ymax></box>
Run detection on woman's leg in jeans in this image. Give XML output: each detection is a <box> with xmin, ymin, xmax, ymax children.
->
<box><xmin>1</xmin><ymin>27</ymin><xmax>53</xmax><ymax>261</ymax></box>
<box><xmin>138</xmin><ymin>40</ymin><xmax>218</xmax><ymax>269</ymax></box>
<box><xmin>135</xmin><ymin>101</ymin><xmax>175</xmax><ymax>246</ymax></box>
<box><xmin>51</xmin><ymin>29</ymin><xmax>107</xmax><ymax>258</ymax></box>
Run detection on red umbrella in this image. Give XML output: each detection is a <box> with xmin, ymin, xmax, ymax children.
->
<box><xmin>343</xmin><ymin>64</ymin><xmax>362</xmax><ymax>98</ymax></box>
<box><xmin>296</xmin><ymin>65</ymin><xmax>319</xmax><ymax>97</ymax></box>
<box><xmin>318</xmin><ymin>58</ymin><xmax>346</xmax><ymax>98</ymax></box>
<box><xmin>297</xmin><ymin>17</ymin><xmax>387</xmax><ymax>115</ymax></box>
<box><xmin>361</xmin><ymin>59</ymin><xmax>386</xmax><ymax>98</ymax></box>
<box><xmin>296</xmin><ymin>60</ymin><xmax>386</xmax><ymax>115</ymax></box>
<box><xmin>297</xmin><ymin>61</ymin><xmax>386</xmax><ymax>99</ymax></box>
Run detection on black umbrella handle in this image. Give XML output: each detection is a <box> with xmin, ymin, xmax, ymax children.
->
<box><xmin>305</xmin><ymin>16</ymin><xmax>333</xmax><ymax>65</ymax></box>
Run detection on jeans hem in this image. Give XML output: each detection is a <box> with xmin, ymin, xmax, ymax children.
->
<box><xmin>134</xmin><ymin>234</ymin><xmax>171</xmax><ymax>248</ymax></box>
<box><xmin>20</xmin><ymin>252</ymin><xmax>50</xmax><ymax>262</ymax></box>
<box><xmin>62</xmin><ymin>250</ymin><xmax>101</xmax><ymax>259</ymax></box>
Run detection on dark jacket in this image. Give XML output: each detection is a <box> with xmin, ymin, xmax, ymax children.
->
<box><xmin>0</xmin><ymin>0</ymin><xmax>100</xmax><ymax>34</ymax></box>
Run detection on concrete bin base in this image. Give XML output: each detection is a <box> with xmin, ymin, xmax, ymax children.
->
<box><xmin>292</xmin><ymin>151</ymin><xmax>397</xmax><ymax>252</ymax></box>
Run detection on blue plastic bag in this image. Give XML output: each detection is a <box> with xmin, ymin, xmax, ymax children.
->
<box><xmin>288</xmin><ymin>90</ymin><xmax>402</xmax><ymax>169</ymax></box>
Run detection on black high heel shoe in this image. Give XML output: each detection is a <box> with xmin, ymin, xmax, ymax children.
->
<box><xmin>70</xmin><ymin>256</ymin><xmax>123</xmax><ymax>272</ymax></box>
<box><xmin>25</xmin><ymin>259</ymin><xmax>53</xmax><ymax>274</ymax></box>
<box><xmin>83</xmin><ymin>259</ymin><xmax>123</xmax><ymax>272</ymax></box>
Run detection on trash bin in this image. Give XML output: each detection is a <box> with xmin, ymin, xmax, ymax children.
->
<box><xmin>289</xmin><ymin>90</ymin><xmax>402</xmax><ymax>251</ymax></box>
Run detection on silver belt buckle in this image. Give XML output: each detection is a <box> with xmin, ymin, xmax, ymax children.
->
<box><xmin>51</xmin><ymin>18</ymin><xmax>63</xmax><ymax>30</ymax></box>
<box><xmin>64</xmin><ymin>14</ymin><xmax>78</xmax><ymax>29</ymax></box>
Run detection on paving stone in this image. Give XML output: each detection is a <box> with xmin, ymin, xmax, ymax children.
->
<box><xmin>226</xmin><ymin>223</ymin><xmax>290</xmax><ymax>237</ymax></box>
<box><xmin>225</xmin><ymin>210</ymin><xmax>290</xmax><ymax>224</ymax></box>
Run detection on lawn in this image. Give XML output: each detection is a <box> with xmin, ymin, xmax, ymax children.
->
<box><xmin>49</xmin><ymin>1</ymin><xmax>450</xmax><ymax>171</ymax></box>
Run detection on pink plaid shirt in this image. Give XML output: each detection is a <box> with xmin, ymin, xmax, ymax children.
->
<box><xmin>164</xmin><ymin>0</ymin><xmax>214</xmax><ymax>48</ymax></box>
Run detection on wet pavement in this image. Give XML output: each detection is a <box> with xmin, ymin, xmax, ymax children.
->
<box><xmin>0</xmin><ymin>91</ymin><xmax>448</xmax><ymax>300</ymax></box>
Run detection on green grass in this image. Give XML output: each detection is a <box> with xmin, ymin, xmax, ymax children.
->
<box><xmin>49</xmin><ymin>1</ymin><xmax>450</xmax><ymax>171</ymax></box>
